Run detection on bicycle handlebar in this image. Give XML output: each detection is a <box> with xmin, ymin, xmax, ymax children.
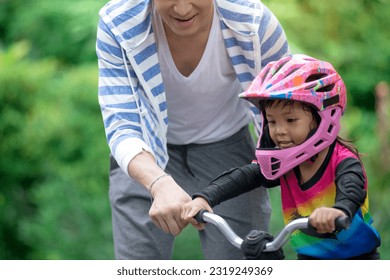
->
<box><xmin>194</xmin><ymin>209</ymin><xmax>351</xmax><ymax>252</ymax></box>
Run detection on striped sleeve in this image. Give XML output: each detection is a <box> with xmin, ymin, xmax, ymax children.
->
<box><xmin>96</xmin><ymin>18</ymin><xmax>153</xmax><ymax>176</ymax></box>
<box><xmin>258</xmin><ymin>4</ymin><xmax>290</xmax><ymax>67</ymax></box>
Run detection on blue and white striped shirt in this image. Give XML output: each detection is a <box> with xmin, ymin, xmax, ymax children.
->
<box><xmin>96</xmin><ymin>0</ymin><xmax>289</xmax><ymax>176</ymax></box>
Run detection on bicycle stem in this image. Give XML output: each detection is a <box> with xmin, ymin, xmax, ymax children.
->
<box><xmin>263</xmin><ymin>218</ymin><xmax>309</xmax><ymax>252</ymax></box>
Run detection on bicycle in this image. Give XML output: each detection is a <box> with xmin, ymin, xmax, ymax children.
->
<box><xmin>194</xmin><ymin>209</ymin><xmax>351</xmax><ymax>258</ymax></box>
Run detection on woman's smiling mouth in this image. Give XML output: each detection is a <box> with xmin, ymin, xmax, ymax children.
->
<box><xmin>173</xmin><ymin>14</ymin><xmax>196</xmax><ymax>22</ymax></box>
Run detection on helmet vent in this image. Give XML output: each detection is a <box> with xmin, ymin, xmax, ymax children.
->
<box><xmin>262</xmin><ymin>67</ymin><xmax>271</xmax><ymax>81</ymax></box>
<box><xmin>304</xmin><ymin>74</ymin><xmax>332</xmax><ymax>90</ymax></box>
<box><xmin>296</xmin><ymin>153</ymin><xmax>305</xmax><ymax>158</ymax></box>
<box><xmin>285</xmin><ymin>68</ymin><xmax>299</xmax><ymax>78</ymax></box>
<box><xmin>271</xmin><ymin>162</ymin><xmax>280</xmax><ymax>170</ymax></box>
<box><xmin>317</xmin><ymin>84</ymin><xmax>335</xmax><ymax>92</ymax></box>
<box><xmin>274</xmin><ymin>60</ymin><xmax>290</xmax><ymax>75</ymax></box>
<box><xmin>327</xmin><ymin>124</ymin><xmax>334</xmax><ymax>134</ymax></box>
<box><xmin>271</xmin><ymin>157</ymin><xmax>280</xmax><ymax>171</ymax></box>
<box><xmin>314</xmin><ymin>140</ymin><xmax>324</xmax><ymax>147</ymax></box>
<box><xmin>305</xmin><ymin>73</ymin><xmax>328</xmax><ymax>83</ymax></box>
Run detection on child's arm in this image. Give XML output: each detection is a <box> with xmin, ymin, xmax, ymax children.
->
<box><xmin>333</xmin><ymin>158</ymin><xmax>367</xmax><ymax>217</ymax></box>
<box><xmin>310</xmin><ymin>158</ymin><xmax>366</xmax><ymax>233</ymax></box>
<box><xmin>181</xmin><ymin>163</ymin><xmax>278</xmax><ymax>228</ymax></box>
<box><xmin>193</xmin><ymin>163</ymin><xmax>278</xmax><ymax>207</ymax></box>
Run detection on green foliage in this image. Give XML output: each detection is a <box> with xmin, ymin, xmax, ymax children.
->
<box><xmin>0</xmin><ymin>0</ymin><xmax>107</xmax><ymax>64</ymax></box>
<box><xmin>0</xmin><ymin>43</ymin><xmax>113</xmax><ymax>259</ymax></box>
<box><xmin>0</xmin><ymin>0</ymin><xmax>389</xmax><ymax>260</ymax></box>
<box><xmin>263</xmin><ymin>0</ymin><xmax>390</xmax><ymax>111</ymax></box>
<box><xmin>173</xmin><ymin>226</ymin><xmax>203</xmax><ymax>260</ymax></box>
<box><xmin>341</xmin><ymin>109</ymin><xmax>390</xmax><ymax>259</ymax></box>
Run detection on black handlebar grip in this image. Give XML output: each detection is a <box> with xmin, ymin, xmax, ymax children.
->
<box><xmin>335</xmin><ymin>216</ymin><xmax>351</xmax><ymax>231</ymax></box>
<box><xmin>194</xmin><ymin>209</ymin><xmax>209</xmax><ymax>223</ymax></box>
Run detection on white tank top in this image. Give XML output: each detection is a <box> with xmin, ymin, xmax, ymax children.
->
<box><xmin>154</xmin><ymin>8</ymin><xmax>252</xmax><ymax>145</ymax></box>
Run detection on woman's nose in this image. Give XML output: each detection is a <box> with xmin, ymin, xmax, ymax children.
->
<box><xmin>173</xmin><ymin>0</ymin><xmax>192</xmax><ymax>16</ymax></box>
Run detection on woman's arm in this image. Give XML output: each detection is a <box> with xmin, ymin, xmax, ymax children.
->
<box><xmin>97</xmin><ymin>18</ymin><xmax>153</xmax><ymax>176</ymax></box>
<box><xmin>97</xmin><ymin>19</ymin><xmax>191</xmax><ymax>236</ymax></box>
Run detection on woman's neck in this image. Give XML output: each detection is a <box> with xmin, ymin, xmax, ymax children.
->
<box><xmin>163</xmin><ymin>7</ymin><xmax>214</xmax><ymax>77</ymax></box>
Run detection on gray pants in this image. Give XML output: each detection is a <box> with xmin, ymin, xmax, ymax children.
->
<box><xmin>109</xmin><ymin>126</ymin><xmax>271</xmax><ymax>259</ymax></box>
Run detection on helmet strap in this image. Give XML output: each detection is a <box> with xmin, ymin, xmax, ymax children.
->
<box><xmin>308</xmin><ymin>154</ymin><xmax>318</xmax><ymax>163</ymax></box>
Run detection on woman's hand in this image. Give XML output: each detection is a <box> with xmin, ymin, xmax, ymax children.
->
<box><xmin>128</xmin><ymin>151</ymin><xmax>192</xmax><ymax>236</ymax></box>
<box><xmin>181</xmin><ymin>197</ymin><xmax>213</xmax><ymax>230</ymax></box>
<box><xmin>148</xmin><ymin>177</ymin><xmax>191</xmax><ymax>236</ymax></box>
<box><xmin>309</xmin><ymin>207</ymin><xmax>347</xmax><ymax>234</ymax></box>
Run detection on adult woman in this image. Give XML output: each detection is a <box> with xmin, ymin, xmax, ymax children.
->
<box><xmin>96</xmin><ymin>0</ymin><xmax>289</xmax><ymax>259</ymax></box>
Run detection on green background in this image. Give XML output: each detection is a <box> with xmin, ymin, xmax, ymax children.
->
<box><xmin>0</xmin><ymin>0</ymin><xmax>389</xmax><ymax>260</ymax></box>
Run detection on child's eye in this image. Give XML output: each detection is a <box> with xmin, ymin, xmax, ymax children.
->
<box><xmin>268</xmin><ymin>120</ymin><xmax>276</xmax><ymax>125</ymax></box>
<box><xmin>287</xmin><ymin>118</ymin><xmax>297</xmax><ymax>123</ymax></box>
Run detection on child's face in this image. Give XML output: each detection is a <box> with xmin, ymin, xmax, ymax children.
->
<box><xmin>265</xmin><ymin>101</ymin><xmax>317</xmax><ymax>149</ymax></box>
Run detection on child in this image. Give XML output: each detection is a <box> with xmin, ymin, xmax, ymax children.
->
<box><xmin>181</xmin><ymin>54</ymin><xmax>381</xmax><ymax>259</ymax></box>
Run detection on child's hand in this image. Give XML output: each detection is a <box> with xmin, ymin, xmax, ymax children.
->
<box><xmin>181</xmin><ymin>197</ymin><xmax>213</xmax><ymax>230</ymax></box>
<box><xmin>309</xmin><ymin>207</ymin><xmax>347</xmax><ymax>234</ymax></box>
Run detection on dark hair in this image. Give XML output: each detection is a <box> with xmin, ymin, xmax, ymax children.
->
<box><xmin>336</xmin><ymin>136</ymin><xmax>362</xmax><ymax>160</ymax></box>
<box><xmin>258</xmin><ymin>99</ymin><xmax>319</xmax><ymax>124</ymax></box>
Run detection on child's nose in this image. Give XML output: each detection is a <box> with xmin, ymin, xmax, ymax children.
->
<box><xmin>275</xmin><ymin>125</ymin><xmax>287</xmax><ymax>135</ymax></box>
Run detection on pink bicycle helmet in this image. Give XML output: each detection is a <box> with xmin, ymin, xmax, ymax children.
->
<box><xmin>239</xmin><ymin>54</ymin><xmax>346</xmax><ymax>180</ymax></box>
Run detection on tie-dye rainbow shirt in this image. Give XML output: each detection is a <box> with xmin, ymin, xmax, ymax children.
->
<box><xmin>280</xmin><ymin>142</ymin><xmax>381</xmax><ymax>259</ymax></box>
